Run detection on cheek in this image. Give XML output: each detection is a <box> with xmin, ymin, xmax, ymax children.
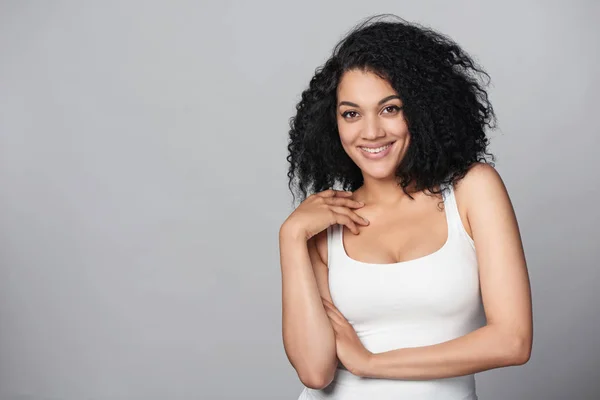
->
<box><xmin>397</xmin><ymin>129</ymin><xmax>410</xmax><ymax>142</ymax></box>
<box><xmin>384</xmin><ymin>119</ymin><xmax>409</xmax><ymax>137</ymax></box>
<box><xmin>337</xmin><ymin>126</ymin><xmax>358</xmax><ymax>147</ymax></box>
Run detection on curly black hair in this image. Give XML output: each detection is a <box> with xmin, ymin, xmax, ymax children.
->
<box><xmin>286</xmin><ymin>14</ymin><xmax>496</xmax><ymax>206</ymax></box>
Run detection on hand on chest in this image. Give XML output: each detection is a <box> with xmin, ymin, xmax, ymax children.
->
<box><xmin>341</xmin><ymin>200</ymin><xmax>449</xmax><ymax>265</ymax></box>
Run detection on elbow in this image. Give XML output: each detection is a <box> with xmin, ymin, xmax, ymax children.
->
<box><xmin>507</xmin><ymin>335</ymin><xmax>532</xmax><ymax>366</ymax></box>
<box><xmin>300</xmin><ymin>376</ymin><xmax>332</xmax><ymax>390</ymax></box>
<box><xmin>299</xmin><ymin>370</ymin><xmax>335</xmax><ymax>390</ymax></box>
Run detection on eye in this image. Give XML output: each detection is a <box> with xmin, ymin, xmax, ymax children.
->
<box><xmin>383</xmin><ymin>105</ymin><xmax>402</xmax><ymax>114</ymax></box>
<box><xmin>341</xmin><ymin>110</ymin><xmax>359</xmax><ymax>119</ymax></box>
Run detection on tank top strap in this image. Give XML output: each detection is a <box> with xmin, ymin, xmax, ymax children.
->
<box><xmin>442</xmin><ymin>182</ymin><xmax>461</xmax><ymax>232</ymax></box>
<box><xmin>442</xmin><ymin>181</ymin><xmax>474</xmax><ymax>249</ymax></box>
<box><xmin>326</xmin><ymin>224</ymin><xmax>333</xmax><ymax>267</ymax></box>
<box><xmin>326</xmin><ymin>223</ymin><xmax>343</xmax><ymax>267</ymax></box>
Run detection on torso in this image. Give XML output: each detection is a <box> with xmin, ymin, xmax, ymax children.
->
<box><xmin>302</xmin><ymin>179</ymin><xmax>484</xmax><ymax>400</ymax></box>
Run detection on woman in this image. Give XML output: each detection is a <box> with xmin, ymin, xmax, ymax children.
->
<box><xmin>279</xmin><ymin>14</ymin><xmax>532</xmax><ymax>400</ymax></box>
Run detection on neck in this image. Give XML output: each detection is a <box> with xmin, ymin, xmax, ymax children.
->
<box><xmin>354</xmin><ymin>176</ymin><xmax>418</xmax><ymax>206</ymax></box>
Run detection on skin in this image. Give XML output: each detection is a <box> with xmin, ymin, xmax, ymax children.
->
<box><xmin>308</xmin><ymin>69</ymin><xmax>533</xmax><ymax>381</ymax></box>
<box><xmin>333</xmin><ymin>69</ymin><xmax>449</xmax><ymax>264</ymax></box>
<box><xmin>336</xmin><ymin>69</ymin><xmax>411</xmax><ymax>189</ymax></box>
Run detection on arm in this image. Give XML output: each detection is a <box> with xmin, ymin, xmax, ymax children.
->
<box><xmin>280</xmin><ymin>226</ymin><xmax>338</xmax><ymax>389</ymax></box>
<box><xmin>363</xmin><ymin>163</ymin><xmax>533</xmax><ymax>380</ymax></box>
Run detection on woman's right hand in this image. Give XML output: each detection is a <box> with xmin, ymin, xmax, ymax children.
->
<box><xmin>281</xmin><ymin>189</ymin><xmax>369</xmax><ymax>241</ymax></box>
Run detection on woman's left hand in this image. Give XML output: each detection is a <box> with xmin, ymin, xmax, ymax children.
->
<box><xmin>322</xmin><ymin>297</ymin><xmax>373</xmax><ymax>377</ymax></box>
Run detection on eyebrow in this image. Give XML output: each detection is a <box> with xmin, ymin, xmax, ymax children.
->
<box><xmin>337</xmin><ymin>95</ymin><xmax>401</xmax><ymax>108</ymax></box>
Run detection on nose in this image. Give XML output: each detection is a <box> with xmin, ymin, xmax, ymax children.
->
<box><xmin>361</xmin><ymin>115</ymin><xmax>386</xmax><ymax>140</ymax></box>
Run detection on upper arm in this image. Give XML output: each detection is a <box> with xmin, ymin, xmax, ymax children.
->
<box><xmin>307</xmin><ymin>229</ymin><xmax>334</xmax><ymax>304</ymax></box>
<box><xmin>458</xmin><ymin>163</ymin><xmax>533</xmax><ymax>361</ymax></box>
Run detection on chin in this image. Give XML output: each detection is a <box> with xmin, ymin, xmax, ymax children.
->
<box><xmin>361</xmin><ymin>166</ymin><xmax>398</xmax><ymax>180</ymax></box>
<box><xmin>370</xmin><ymin>173</ymin><xmax>398</xmax><ymax>181</ymax></box>
<box><xmin>353</xmin><ymin>156</ymin><xmax>401</xmax><ymax>181</ymax></box>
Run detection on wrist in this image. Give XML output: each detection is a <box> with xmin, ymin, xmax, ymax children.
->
<box><xmin>361</xmin><ymin>352</ymin><xmax>379</xmax><ymax>378</ymax></box>
<box><xmin>279</xmin><ymin>222</ymin><xmax>307</xmax><ymax>242</ymax></box>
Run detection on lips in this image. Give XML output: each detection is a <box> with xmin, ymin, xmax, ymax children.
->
<box><xmin>358</xmin><ymin>141</ymin><xmax>395</xmax><ymax>159</ymax></box>
<box><xmin>359</xmin><ymin>140</ymin><xmax>395</xmax><ymax>149</ymax></box>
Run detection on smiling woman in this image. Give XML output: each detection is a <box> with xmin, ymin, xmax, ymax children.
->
<box><xmin>279</xmin><ymin>13</ymin><xmax>532</xmax><ymax>400</ymax></box>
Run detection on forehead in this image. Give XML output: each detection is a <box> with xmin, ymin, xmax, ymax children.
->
<box><xmin>336</xmin><ymin>69</ymin><xmax>397</xmax><ymax>101</ymax></box>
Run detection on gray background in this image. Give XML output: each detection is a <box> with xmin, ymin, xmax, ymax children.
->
<box><xmin>0</xmin><ymin>1</ymin><xmax>598</xmax><ymax>399</ymax></box>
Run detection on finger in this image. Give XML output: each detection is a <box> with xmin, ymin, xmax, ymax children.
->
<box><xmin>323</xmin><ymin>303</ymin><xmax>346</xmax><ymax>326</ymax></box>
<box><xmin>322</xmin><ymin>298</ymin><xmax>344</xmax><ymax>320</ymax></box>
<box><xmin>318</xmin><ymin>189</ymin><xmax>352</xmax><ymax>198</ymax></box>
<box><xmin>322</xmin><ymin>297</ymin><xmax>334</xmax><ymax>306</ymax></box>
<box><xmin>324</xmin><ymin>197</ymin><xmax>364</xmax><ymax>209</ymax></box>
<box><xmin>323</xmin><ymin>306</ymin><xmax>341</xmax><ymax>327</ymax></box>
<box><xmin>325</xmin><ymin>313</ymin><xmax>340</xmax><ymax>334</ymax></box>
<box><xmin>330</xmin><ymin>206</ymin><xmax>369</xmax><ymax>227</ymax></box>
<box><xmin>322</xmin><ymin>298</ymin><xmax>346</xmax><ymax>321</ymax></box>
<box><xmin>315</xmin><ymin>189</ymin><xmax>335</xmax><ymax>198</ymax></box>
<box><xmin>331</xmin><ymin>212</ymin><xmax>360</xmax><ymax>235</ymax></box>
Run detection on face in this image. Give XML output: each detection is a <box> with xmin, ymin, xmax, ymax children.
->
<box><xmin>336</xmin><ymin>69</ymin><xmax>410</xmax><ymax>181</ymax></box>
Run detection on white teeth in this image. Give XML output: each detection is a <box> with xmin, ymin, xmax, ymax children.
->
<box><xmin>360</xmin><ymin>143</ymin><xmax>392</xmax><ymax>153</ymax></box>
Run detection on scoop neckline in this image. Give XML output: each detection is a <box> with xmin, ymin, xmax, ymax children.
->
<box><xmin>337</xmin><ymin>186</ymin><xmax>453</xmax><ymax>267</ymax></box>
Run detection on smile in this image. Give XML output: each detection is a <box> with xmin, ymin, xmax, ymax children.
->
<box><xmin>358</xmin><ymin>141</ymin><xmax>395</xmax><ymax>159</ymax></box>
<box><xmin>360</xmin><ymin>143</ymin><xmax>393</xmax><ymax>153</ymax></box>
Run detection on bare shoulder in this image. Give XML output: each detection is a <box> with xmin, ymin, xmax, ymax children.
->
<box><xmin>451</xmin><ymin>162</ymin><xmax>510</xmax><ymax>238</ymax></box>
<box><xmin>454</xmin><ymin>162</ymin><xmax>509</xmax><ymax>211</ymax></box>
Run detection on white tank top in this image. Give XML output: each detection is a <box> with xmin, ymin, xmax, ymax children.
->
<box><xmin>298</xmin><ymin>182</ymin><xmax>486</xmax><ymax>400</ymax></box>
